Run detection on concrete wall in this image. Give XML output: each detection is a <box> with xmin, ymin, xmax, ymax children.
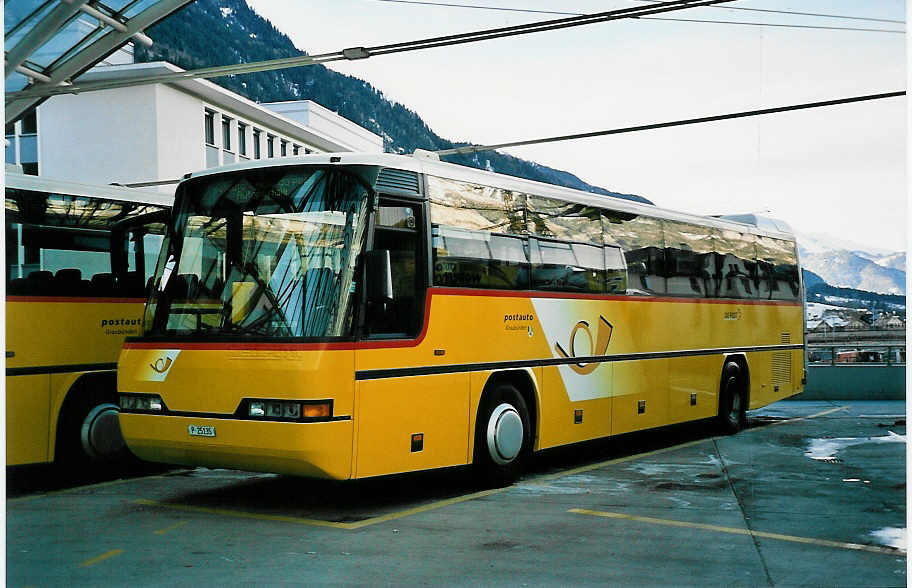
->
<box><xmin>155</xmin><ymin>84</ymin><xmax>206</xmax><ymax>184</ymax></box>
<box><xmin>264</xmin><ymin>101</ymin><xmax>383</xmax><ymax>153</ymax></box>
<box><xmin>40</xmin><ymin>85</ymin><xmax>159</xmax><ymax>186</ymax></box>
<box><xmin>791</xmin><ymin>365</ymin><xmax>906</xmax><ymax>400</ymax></box>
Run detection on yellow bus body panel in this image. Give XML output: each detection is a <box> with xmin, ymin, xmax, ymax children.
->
<box><xmin>6</xmin><ymin>298</ymin><xmax>143</xmax><ymax>466</ymax></box>
<box><xmin>118</xmin><ymin>290</ymin><xmax>803</xmax><ymax>479</ymax></box>
<box><xmin>119</xmin><ymin>414</ymin><xmax>353</xmax><ymax>479</ymax></box>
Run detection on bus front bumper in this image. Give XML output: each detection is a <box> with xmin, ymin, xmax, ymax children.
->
<box><xmin>119</xmin><ymin>413</ymin><xmax>353</xmax><ymax>480</ymax></box>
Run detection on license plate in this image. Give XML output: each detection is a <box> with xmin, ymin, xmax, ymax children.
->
<box><xmin>188</xmin><ymin>425</ymin><xmax>216</xmax><ymax>437</ymax></box>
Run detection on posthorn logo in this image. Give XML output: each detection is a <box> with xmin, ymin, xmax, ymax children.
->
<box><xmin>554</xmin><ymin>316</ymin><xmax>613</xmax><ymax>375</ymax></box>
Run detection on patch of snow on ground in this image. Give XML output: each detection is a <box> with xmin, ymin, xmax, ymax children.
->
<box><xmin>805</xmin><ymin>431</ymin><xmax>905</xmax><ymax>461</ymax></box>
<box><xmin>870</xmin><ymin>527</ymin><xmax>906</xmax><ymax>551</ymax></box>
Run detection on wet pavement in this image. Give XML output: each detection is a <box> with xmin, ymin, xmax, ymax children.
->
<box><xmin>7</xmin><ymin>401</ymin><xmax>906</xmax><ymax>586</ymax></box>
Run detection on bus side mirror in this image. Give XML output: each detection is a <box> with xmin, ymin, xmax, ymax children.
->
<box><xmin>365</xmin><ymin>249</ymin><xmax>393</xmax><ymax>303</ymax></box>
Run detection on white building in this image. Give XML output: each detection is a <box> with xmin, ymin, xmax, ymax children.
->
<box><xmin>5</xmin><ymin>55</ymin><xmax>383</xmax><ymax>189</ymax></box>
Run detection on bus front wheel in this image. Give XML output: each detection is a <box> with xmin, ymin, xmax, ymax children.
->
<box><xmin>717</xmin><ymin>361</ymin><xmax>746</xmax><ymax>435</ymax></box>
<box><xmin>473</xmin><ymin>383</ymin><xmax>531</xmax><ymax>487</ymax></box>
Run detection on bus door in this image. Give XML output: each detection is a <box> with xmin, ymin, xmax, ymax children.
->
<box><xmin>354</xmin><ymin>198</ymin><xmax>470</xmax><ymax>478</ymax></box>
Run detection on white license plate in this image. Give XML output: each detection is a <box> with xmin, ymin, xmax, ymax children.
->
<box><xmin>188</xmin><ymin>425</ymin><xmax>216</xmax><ymax>437</ymax></box>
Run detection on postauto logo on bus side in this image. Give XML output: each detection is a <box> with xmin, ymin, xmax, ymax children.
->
<box><xmin>554</xmin><ymin>316</ymin><xmax>613</xmax><ymax>375</ymax></box>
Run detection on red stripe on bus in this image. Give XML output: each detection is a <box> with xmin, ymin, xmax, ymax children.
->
<box><xmin>6</xmin><ymin>296</ymin><xmax>146</xmax><ymax>303</ymax></box>
<box><xmin>427</xmin><ymin>287</ymin><xmax>803</xmax><ymax>306</ymax></box>
<box><xmin>121</xmin><ymin>288</ymin><xmax>799</xmax><ymax>352</ymax></box>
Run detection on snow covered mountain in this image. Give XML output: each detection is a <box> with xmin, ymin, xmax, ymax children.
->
<box><xmin>796</xmin><ymin>231</ymin><xmax>906</xmax><ymax>295</ymax></box>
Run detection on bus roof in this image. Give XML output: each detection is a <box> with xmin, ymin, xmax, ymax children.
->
<box><xmin>182</xmin><ymin>153</ymin><xmax>795</xmax><ymax>241</ymax></box>
<box><xmin>5</xmin><ymin>172</ymin><xmax>173</xmax><ymax>208</ymax></box>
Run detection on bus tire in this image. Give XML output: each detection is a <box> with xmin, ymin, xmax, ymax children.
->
<box><xmin>717</xmin><ymin>361</ymin><xmax>746</xmax><ymax>435</ymax></box>
<box><xmin>56</xmin><ymin>389</ymin><xmax>131</xmax><ymax>475</ymax></box>
<box><xmin>473</xmin><ymin>383</ymin><xmax>531</xmax><ymax>487</ymax></box>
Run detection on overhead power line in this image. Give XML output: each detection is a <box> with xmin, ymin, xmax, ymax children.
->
<box><xmin>628</xmin><ymin>0</ymin><xmax>905</xmax><ymax>24</ymax></box>
<box><xmin>434</xmin><ymin>91</ymin><xmax>906</xmax><ymax>156</ymax></box>
<box><xmin>6</xmin><ymin>0</ymin><xmax>732</xmax><ymax>101</ymax></box>
<box><xmin>372</xmin><ymin>0</ymin><xmax>904</xmax><ymax>34</ymax></box>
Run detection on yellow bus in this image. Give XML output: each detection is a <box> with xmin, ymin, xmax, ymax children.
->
<box><xmin>117</xmin><ymin>154</ymin><xmax>805</xmax><ymax>485</ymax></box>
<box><xmin>5</xmin><ymin>172</ymin><xmax>170</xmax><ymax>470</ymax></box>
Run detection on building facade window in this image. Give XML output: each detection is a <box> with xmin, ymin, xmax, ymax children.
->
<box><xmin>21</xmin><ymin>112</ymin><xmax>37</xmax><ymax>135</ymax></box>
<box><xmin>292</xmin><ymin>144</ymin><xmax>300</xmax><ymax>155</ymax></box>
<box><xmin>267</xmin><ymin>134</ymin><xmax>275</xmax><ymax>158</ymax></box>
<box><xmin>221</xmin><ymin>116</ymin><xmax>232</xmax><ymax>152</ymax></box>
<box><xmin>204</xmin><ymin>109</ymin><xmax>215</xmax><ymax>145</ymax></box>
<box><xmin>238</xmin><ymin>122</ymin><xmax>247</xmax><ymax>156</ymax></box>
<box><xmin>253</xmin><ymin>129</ymin><xmax>262</xmax><ymax>159</ymax></box>
<box><xmin>280</xmin><ymin>139</ymin><xmax>288</xmax><ymax>157</ymax></box>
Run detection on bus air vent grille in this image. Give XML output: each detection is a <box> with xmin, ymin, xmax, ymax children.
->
<box><xmin>772</xmin><ymin>332</ymin><xmax>792</xmax><ymax>386</ymax></box>
<box><xmin>377</xmin><ymin>168</ymin><xmax>420</xmax><ymax>195</ymax></box>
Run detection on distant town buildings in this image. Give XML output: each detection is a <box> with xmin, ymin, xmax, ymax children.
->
<box><xmin>807</xmin><ymin>303</ymin><xmax>905</xmax><ymax>334</ymax></box>
<box><xmin>5</xmin><ymin>46</ymin><xmax>382</xmax><ymax>191</ymax></box>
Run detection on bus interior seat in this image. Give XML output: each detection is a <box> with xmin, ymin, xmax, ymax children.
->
<box><xmin>26</xmin><ymin>270</ymin><xmax>54</xmax><ymax>295</ymax></box>
<box><xmin>54</xmin><ymin>268</ymin><xmax>89</xmax><ymax>295</ymax></box>
<box><xmin>8</xmin><ymin>278</ymin><xmax>28</xmax><ymax>295</ymax></box>
<box><xmin>168</xmin><ymin>274</ymin><xmax>200</xmax><ymax>301</ymax></box>
<box><xmin>91</xmin><ymin>273</ymin><xmax>116</xmax><ymax>297</ymax></box>
<box><xmin>116</xmin><ymin>271</ymin><xmax>144</xmax><ymax>297</ymax></box>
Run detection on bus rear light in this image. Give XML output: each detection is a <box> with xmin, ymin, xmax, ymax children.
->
<box><xmin>303</xmin><ymin>403</ymin><xmax>331</xmax><ymax>418</ymax></box>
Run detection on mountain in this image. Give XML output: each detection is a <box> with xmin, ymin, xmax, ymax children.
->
<box><xmin>874</xmin><ymin>252</ymin><xmax>906</xmax><ymax>272</ymax></box>
<box><xmin>795</xmin><ymin>231</ymin><xmax>905</xmax><ymax>295</ymax></box>
<box><xmin>800</xmin><ymin>249</ymin><xmax>905</xmax><ymax>295</ymax></box>
<box><xmin>796</xmin><ymin>231</ymin><xmax>896</xmax><ymax>257</ymax></box>
<box><xmin>133</xmin><ymin>0</ymin><xmax>651</xmax><ymax>204</ymax></box>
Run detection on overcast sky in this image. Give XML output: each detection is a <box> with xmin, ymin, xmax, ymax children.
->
<box><xmin>246</xmin><ymin>0</ymin><xmax>906</xmax><ymax>252</ymax></box>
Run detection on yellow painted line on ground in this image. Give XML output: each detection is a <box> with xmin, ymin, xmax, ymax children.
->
<box><xmin>132</xmin><ymin>407</ymin><xmax>844</xmax><ymax>531</ymax></box>
<box><xmin>136</xmin><ymin>487</ymin><xmax>508</xmax><ymax>531</ymax></box>
<box><xmin>569</xmin><ymin>508</ymin><xmax>904</xmax><ymax>556</ymax></box>
<box><xmin>762</xmin><ymin>405</ymin><xmax>850</xmax><ymax>428</ymax></box>
<box><xmin>528</xmin><ymin>437</ymin><xmax>710</xmax><ymax>485</ymax></box>
<box><xmin>79</xmin><ymin>549</ymin><xmax>125</xmax><ymax>568</ymax></box>
<box><xmin>153</xmin><ymin>520</ymin><xmax>189</xmax><ymax>535</ymax></box>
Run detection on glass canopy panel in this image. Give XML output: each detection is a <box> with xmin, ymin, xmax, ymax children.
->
<box><xmin>123</xmin><ymin>0</ymin><xmax>161</xmax><ymax>18</ymax></box>
<box><xmin>5</xmin><ymin>72</ymin><xmax>30</xmax><ymax>93</ymax></box>
<box><xmin>4</xmin><ymin>1</ymin><xmax>54</xmax><ymax>36</ymax></box>
<box><xmin>29</xmin><ymin>13</ymin><xmax>104</xmax><ymax>69</ymax></box>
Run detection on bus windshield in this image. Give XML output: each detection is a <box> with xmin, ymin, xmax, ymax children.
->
<box><xmin>144</xmin><ymin>167</ymin><xmax>373</xmax><ymax>339</ymax></box>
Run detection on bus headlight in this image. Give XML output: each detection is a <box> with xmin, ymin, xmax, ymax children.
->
<box><xmin>249</xmin><ymin>402</ymin><xmax>265</xmax><ymax>417</ymax></box>
<box><xmin>245</xmin><ymin>399</ymin><xmax>331</xmax><ymax>420</ymax></box>
<box><xmin>120</xmin><ymin>394</ymin><xmax>164</xmax><ymax>412</ymax></box>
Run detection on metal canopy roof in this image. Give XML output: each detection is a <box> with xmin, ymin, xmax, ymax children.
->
<box><xmin>4</xmin><ymin>0</ymin><xmax>194</xmax><ymax>125</ymax></box>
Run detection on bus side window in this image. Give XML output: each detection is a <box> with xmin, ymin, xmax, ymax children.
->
<box><xmin>366</xmin><ymin>203</ymin><xmax>421</xmax><ymax>338</ymax></box>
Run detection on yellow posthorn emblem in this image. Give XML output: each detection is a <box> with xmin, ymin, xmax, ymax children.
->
<box><xmin>150</xmin><ymin>357</ymin><xmax>173</xmax><ymax>374</ymax></box>
<box><xmin>555</xmin><ymin>316</ymin><xmax>613</xmax><ymax>375</ymax></box>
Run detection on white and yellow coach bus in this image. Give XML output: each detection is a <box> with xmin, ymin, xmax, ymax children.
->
<box><xmin>117</xmin><ymin>153</ymin><xmax>805</xmax><ymax>485</ymax></box>
<box><xmin>6</xmin><ymin>172</ymin><xmax>170</xmax><ymax>469</ymax></box>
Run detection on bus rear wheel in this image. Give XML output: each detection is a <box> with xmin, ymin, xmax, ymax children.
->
<box><xmin>717</xmin><ymin>361</ymin><xmax>746</xmax><ymax>435</ymax></box>
<box><xmin>473</xmin><ymin>383</ymin><xmax>531</xmax><ymax>487</ymax></box>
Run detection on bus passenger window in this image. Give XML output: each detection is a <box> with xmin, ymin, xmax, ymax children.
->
<box><xmin>605</xmin><ymin>246</ymin><xmax>627</xmax><ymax>294</ymax></box>
<box><xmin>432</xmin><ymin>226</ymin><xmax>528</xmax><ymax>290</ymax></box>
<box><xmin>530</xmin><ymin>239</ymin><xmax>605</xmax><ymax>293</ymax></box>
<box><xmin>366</xmin><ymin>204</ymin><xmax>422</xmax><ymax>337</ymax></box>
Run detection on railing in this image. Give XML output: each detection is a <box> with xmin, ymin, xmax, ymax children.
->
<box><xmin>807</xmin><ymin>343</ymin><xmax>906</xmax><ymax>366</ymax></box>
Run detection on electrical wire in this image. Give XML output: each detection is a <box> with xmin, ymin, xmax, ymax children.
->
<box><xmin>434</xmin><ymin>91</ymin><xmax>906</xmax><ymax>156</ymax></box>
<box><xmin>371</xmin><ymin>0</ymin><xmax>904</xmax><ymax>34</ymax></box>
<box><xmin>7</xmin><ymin>0</ymin><xmax>734</xmax><ymax>100</ymax></box>
<box><xmin>628</xmin><ymin>0</ymin><xmax>905</xmax><ymax>24</ymax></box>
